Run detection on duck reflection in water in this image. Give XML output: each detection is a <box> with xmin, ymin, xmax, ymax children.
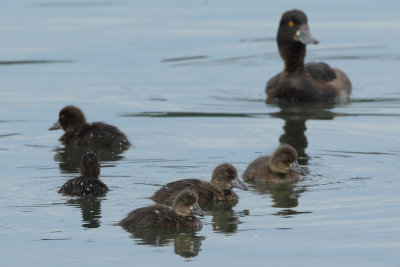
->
<box><xmin>201</xmin><ymin>202</ymin><xmax>249</xmax><ymax>234</ymax></box>
<box><xmin>53</xmin><ymin>145</ymin><xmax>125</xmax><ymax>173</ymax></box>
<box><xmin>123</xmin><ymin>227</ymin><xmax>205</xmax><ymax>258</ymax></box>
<box><xmin>271</xmin><ymin>102</ymin><xmax>339</xmax><ymax>164</ymax></box>
<box><xmin>66</xmin><ymin>197</ymin><xmax>104</xmax><ymax>228</ymax></box>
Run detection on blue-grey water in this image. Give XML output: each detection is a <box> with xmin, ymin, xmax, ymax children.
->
<box><xmin>1</xmin><ymin>0</ymin><xmax>399</xmax><ymax>266</ymax></box>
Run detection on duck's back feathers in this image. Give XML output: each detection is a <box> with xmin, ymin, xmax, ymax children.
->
<box><xmin>306</xmin><ymin>62</ymin><xmax>336</xmax><ymax>82</ymax></box>
<box><xmin>151</xmin><ymin>179</ymin><xmax>238</xmax><ymax>203</ymax></box>
<box><xmin>118</xmin><ymin>204</ymin><xmax>202</xmax><ymax>230</ymax></box>
<box><xmin>266</xmin><ymin>62</ymin><xmax>351</xmax><ymax>102</ymax></box>
<box><xmin>58</xmin><ymin>176</ymin><xmax>109</xmax><ymax>197</ymax></box>
<box><xmin>60</xmin><ymin>122</ymin><xmax>131</xmax><ymax>147</ymax></box>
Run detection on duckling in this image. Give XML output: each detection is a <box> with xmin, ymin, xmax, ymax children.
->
<box><xmin>151</xmin><ymin>163</ymin><xmax>248</xmax><ymax>204</ymax></box>
<box><xmin>58</xmin><ymin>152</ymin><xmax>109</xmax><ymax>196</ymax></box>
<box><xmin>119</xmin><ymin>189</ymin><xmax>205</xmax><ymax>229</ymax></box>
<box><xmin>49</xmin><ymin>105</ymin><xmax>131</xmax><ymax>147</ymax></box>
<box><xmin>266</xmin><ymin>9</ymin><xmax>351</xmax><ymax>102</ymax></box>
<box><xmin>243</xmin><ymin>144</ymin><xmax>304</xmax><ymax>183</ymax></box>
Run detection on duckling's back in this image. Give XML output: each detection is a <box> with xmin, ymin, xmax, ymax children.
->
<box><xmin>58</xmin><ymin>176</ymin><xmax>109</xmax><ymax>197</ymax></box>
<box><xmin>243</xmin><ymin>156</ymin><xmax>271</xmax><ymax>182</ymax></box>
<box><xmin>61</xmin><ymin>122</ymin><xmax>131</xmax><ymax>147</ymax></box>
<box><xmin>151</xmin><ymin>179</ymin><xmax>218</xmax><ymax>203</ymax></box>
<box><xmin>118</xmin><ymin>204</ymin><xmax>201</xmax><ymax>229</ymax></box>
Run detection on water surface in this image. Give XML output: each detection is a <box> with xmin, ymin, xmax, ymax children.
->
<box><xmin>0</xmin><ymin>0</ymin><xmax>399</xmax><ymax>266</ymax></box>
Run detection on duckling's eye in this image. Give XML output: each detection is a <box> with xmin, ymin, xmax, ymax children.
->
<box><xmin>288</xmin><ymin>21</ymin><xmax>294</xmax><ymax>27</ymax></box>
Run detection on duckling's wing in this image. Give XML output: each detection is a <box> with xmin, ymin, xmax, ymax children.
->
<box><xmin>153</xmin><ymin>179</ymin><xmax>216</xmax><ymax>203</ymax></box>
<box><xmin>79</xmin><ymin>122</ymin><xmax>131</xmax><ymax>147</ymax></box>
<box><xmin>306</xmin><ymin>62</ymin><xmax>336</xmax><ymax>82</ymax></box>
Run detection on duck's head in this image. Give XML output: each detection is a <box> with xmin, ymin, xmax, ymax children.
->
<box><xmin>277</xmin><ymin>9</ymin><xmax>319</xmax><ymax>51</ymax></box>
<box><xmin>173</xmin><ymin>189</ymin><xmax>205</xmax><ymax>217</ymax></box>
<box><xmin>80</xmin><ymin>152</ymin><xmax>100</xmax><ymax>179</ymax></box>
<box><xmin>49</xmin><ymin>105</ymin><xmax>87</xmax><ymax>133</ymax></box>
<box><xmin>211</xmin><ymin>163</ymin><xmax>248</xmax><ymax>192</ymax></box>
<box><xmin>270</xmin><ymin>144</ymin><xmax>304</xmax><ymax>175</ymax></box>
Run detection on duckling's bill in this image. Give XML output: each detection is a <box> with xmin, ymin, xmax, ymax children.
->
<box><xmin>290</xmin><ymin>161</ymin><xmax>305</xmax><ymax>175</ymax></box>
<box><xmin>191</xmin><ymin>203</ymin><xmax>205</xmax><ymax>216</ymax></box>
<box><xmin>233</xmin><ymin>178</ymin><xmax>248</xmax><ymax>191</ymax></box>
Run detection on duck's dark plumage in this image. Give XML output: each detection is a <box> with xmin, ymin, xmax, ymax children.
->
<box><xmin>266</xmin><ymin>9</ymin><xmax>351</xmax><ymax>102</ymax></box>
<box><xmin>119</xmin><ymin>190</ymin><xmax>204</xmax><ymax>230</ymax></box>
<box><xmin>50</xmin><ymin>105</ymin><xmax>131</xmax><ymax>147</ymax></box>
<box><xmin>58</xmin><ymin>152</ymin><xmax>109</xmax><ymax>197</ymax></box>
<box><xmin>243</xmin><ymin>144</ymin><xmax>304</xmax><ymax>183</ymax></box>
<box><xmin>151</xmin><ymin>163</ymin><xmax>248</xmax><ymax>204</ymax></box>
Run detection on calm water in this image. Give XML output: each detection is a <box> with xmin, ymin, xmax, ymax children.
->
<box><xmin>1</xmin><ymin>0</ymin><xmax>399</xmax><ymax>266</ymax></box>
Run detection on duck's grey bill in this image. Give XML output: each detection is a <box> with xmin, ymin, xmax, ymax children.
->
<box><xmin>49</xmin><ymin>121</ymin><xmax>61</xmax><ymax>130</ymax></box>
<box><xmin>297</xmin><ymin>25</ymin><xmax>319</xmax><ymax>45</ymax></box>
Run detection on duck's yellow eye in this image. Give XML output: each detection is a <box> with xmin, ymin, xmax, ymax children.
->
<box><xmin>288</xmin><ymin>21</ymin><xmax>294</xmax><ymax>27</ymax></box>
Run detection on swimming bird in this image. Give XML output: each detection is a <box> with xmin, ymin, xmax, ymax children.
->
<box><xmin>118</xmin><ymin>189</ymin><xmax>205</xmax><ymax>229</ymax></box>
<box><xmin>49</xmin><ymin>105</ymin><xmax>131</xmax><ymax>147</ymax></box>
<box><xmin>151</xmin><ymin>163</ymin><xmax>248</xmax><ymax>204</ymax></box>
<box><xmin>243</xmin><ymin>144</ymin><xmax>304</xmax><ymax>183</ymax></box>
<box><xmin>266</xmin><ymin>9</ymin><xmax>351</xmax><ymax>102</ymax></box>
<box><xmin>58</xmin><ymin>152</ymin><xmax>109</xmax><ymax>196</ymax></box>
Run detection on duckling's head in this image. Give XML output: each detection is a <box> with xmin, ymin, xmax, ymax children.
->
<box><xmin>80</xmin><ymin>152</ymin><xmax>100</xmax><ymax>179</ymax></box>
<box><xmin>173</xmin><ymin>189</ymin><xmax>205</xmax><ymax>217</ymax></box>
<box><xmin>49</xmin><ymin>105</ymin><xmax>87</xmax><ymax>133</ymax></box>
<box><xmin>277</xmin><ymin>9</ymin><xmax>319</xmax><ymax>51</ymax></box>
<box><xmin>211</xmin><ymin>163</ymin><xmax>248</xmax><ymax>192</ymax></box>
<box><xmin>270</xmin><ymin>144</ymin><xmax>304</xmax><ymax>175</ymax></box>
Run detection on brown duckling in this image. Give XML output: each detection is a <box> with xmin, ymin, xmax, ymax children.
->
<box><xmin>243</xmin><ymin>144</ymin><xmax>305</xmax><ymax>183</ymax></box>
<box><xmin>49</xmin><ymin>105</ymin><xmax>131</xmax><ymax>147</ymax></box>
<box><xmin>58</xmin><ymin>152</ymin><xmax>109</xmax><ymax>196</ymax></box>
<box><xmin>119</xmin><ymin>189</ymin><xmax>205</xmax><ymax>230</ymax></box>
<box><xmin>266</xmin><ymin>9</ymin><xmax>351</xmax><ymax>102</ymax></box>
<box><xmin>151</xmin><ymin>163</ymin><xmax>248</xmax><ymax>204</ymax></box>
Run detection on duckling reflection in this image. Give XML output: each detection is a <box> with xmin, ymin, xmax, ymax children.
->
<box><xmin>66</xmin><ymin>197</ymin><xmax>103</xmax><ymax>228</ymax></box>
<box><xmin>124</xmin><ymin>227</ymin><xmax>205</xmax><ymax>258</ymax></box>
<box><xmin>53</xmin><ymin>145</ymin><xmax>125</xmax><ymax>173</ymax></box>
<box><xmin>247</xmin><ymin>182</ymin><xmax>306</xmax><ymax>211</ymax></box>
<box><xmin>201</xmin><ymin>202</ymin><xmax>249</xmax><ymax>234</ymax></box>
